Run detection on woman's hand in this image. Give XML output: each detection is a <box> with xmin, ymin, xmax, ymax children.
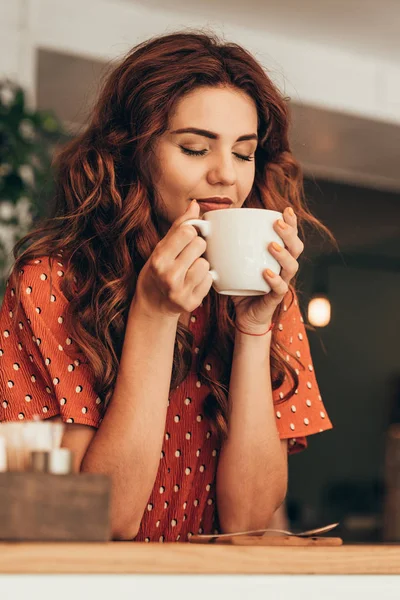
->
<box><xmin>135</xmin><ymin>200</ymin><xmax>213</xmax><ymax>320</ymax></box>
<box><xmin>231</xmin><ymin>207</ymin><xmax>304</xmax><ymax>334</ymax></box>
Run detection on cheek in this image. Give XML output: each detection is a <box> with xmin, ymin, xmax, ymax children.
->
<box><xmin>240</xmin><ymin>166</ymin><xmax>256</xmax><ymax>198</ymax></box>
<box><xmin>159</xmin><ymin>154</ymin><xmax>198</xmax><ymax>196</ymax></box>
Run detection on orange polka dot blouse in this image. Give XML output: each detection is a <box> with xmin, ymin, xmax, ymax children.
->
<box><xmin>0</xmin><ymin>256</ymin><xmax>333</xmax><ymax>542</ymax></box>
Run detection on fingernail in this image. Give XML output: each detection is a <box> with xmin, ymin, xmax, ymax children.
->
<box><xmin>288</xmin><ymin>207</ymin><xmax>295</xmax><ymax>217</ymax></box>
<box><xmin>272</xmin><ymin>242</ymin><xmax>282</xmax><ymax>252</ymax></box>
<box><xmin>265</xmin><ymin>269</ymin><xmax>276</xmax><ymax>277</ymax></box>
<box><xmin>278</xmin><ymin>219</ymin><xmax>288</xmax><ymax>229</ymax></box>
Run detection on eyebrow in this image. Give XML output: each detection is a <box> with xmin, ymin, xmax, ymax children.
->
<box><xmin>170</xmin><ymin>127</ymin><xmax>258</xmax><ymax>142</ymax></box>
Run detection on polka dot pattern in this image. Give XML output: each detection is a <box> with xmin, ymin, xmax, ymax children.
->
<box><xmin>0</xmin><ymin>257</ymin><xmax>104</xmax><ymax>428</ymax></box>
<box><xmin>0</xmin><ymin>259</ymin><xmax>332</xmax><ymax>542</ymax></box>
<box><xmin>271</xmin><ymin>290</ymin><xmax>333</xmax><ymax>454</ymax></box>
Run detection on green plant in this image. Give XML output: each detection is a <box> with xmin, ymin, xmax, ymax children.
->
<box><xmin>0</xmin><ymin>78</ymin><xmax>67</xmax><ymax>299</ymax></box>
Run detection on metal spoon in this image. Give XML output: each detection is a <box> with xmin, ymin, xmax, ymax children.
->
<box><xmin>193</xmin><ymin>522</ymin><xmax>339</xmax><ymax>541</ymax></box>
<box><xmin>262</xmin><ymin>522</ymin><xmax>339</xmax><ymax>537</ymax></box>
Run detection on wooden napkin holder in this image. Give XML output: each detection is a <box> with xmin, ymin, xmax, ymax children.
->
<box><xmin>0</xmin><ymin>472</ymin><xmax>111</xmax><ymax>541</ymax></box>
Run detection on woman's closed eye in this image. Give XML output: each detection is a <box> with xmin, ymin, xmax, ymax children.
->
<box><xmin>180</xmin><ymin>146</ymin><xmax>254</xmax><ymax>162</ymax></box>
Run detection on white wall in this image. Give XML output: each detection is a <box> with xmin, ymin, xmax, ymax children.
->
<box><xmin>1</xmin><ymin>0</ymin><xmax>400</xmax><ymax>125</ymax></box>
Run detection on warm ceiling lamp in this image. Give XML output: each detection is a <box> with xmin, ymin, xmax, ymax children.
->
<box><xmin>308</xmin><ymin>294</ymin><xmax>331</xmax><ymax>327</ymax></box>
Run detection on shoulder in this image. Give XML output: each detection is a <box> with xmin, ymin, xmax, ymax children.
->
<box><xmin>3</xmin><ymin>253</ymin><xmax>75</xmax><ymax>343</ymax></box>
<box><xmin>9</xmin><ymin>253</ymin><xmax>73</xmax><ymax>313</ymax></box>
<box><xmin>16</xmin><ymin>253</ymin><xmax>68</xmax><ymax>295</ymax></box>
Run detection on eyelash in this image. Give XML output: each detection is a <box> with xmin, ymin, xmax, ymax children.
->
<box><xmin>180</xmin><ymin>147</ymin><xmax>254</xmax><ymax>162</ymax></box>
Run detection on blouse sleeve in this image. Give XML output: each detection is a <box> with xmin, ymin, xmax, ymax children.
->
<box><xmin>0</xmin><ymin>257</ymin><xmax>104</xmax><ymax>427</ymax></box>
<box><xmin>272</xmin><ymin>289</ymin><xmax>333</xmax><ymax>455</ymax></box>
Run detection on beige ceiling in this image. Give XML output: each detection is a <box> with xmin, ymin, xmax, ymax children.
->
<box><xmin>120</xmin><ymin>0</ymin><xmax>400</xmax><ymax>62</ymax></box>
<box><xmin>290</xmin><ymin>103</ymin><xmax>400</xmax><ymax>192</ymax></box>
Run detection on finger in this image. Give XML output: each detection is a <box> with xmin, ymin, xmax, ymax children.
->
<box><xmin>192</xmin><ymin>268</ymin><xmax>214</xmax><ymax>302</ymax></box>
<box><xmin>158</xmin><ymin>236</ymin><xmax>206</xmax><ymax>291</ymax></box>
<box><xmin>273</xmin><ymin>206</ymin><xmax>297</xmax><ymax>238</ymax></box>
<box><xmin>273</xmin><ymin>219</ymin><xmax>304</xmax><ymax>259</ymax></box>
<box><xmin>154</xmin><ymin>225</ymin><xmax>197</xmax><ymax>272</ymax></box>
<box><xmin>185</xmin><ymin>256</ymin><xmax>211</xmax><ymax>289</ymax></box>
<box><xmin>269</xmin><ymin>242</ymin><xmax>299</xmax><ymax>283</ymax></box>
<box><xmin>173</xmin><ymin>198</ymin><xmax>200</xmax><ymax>229</ymax></box>
<box><xmin>284</xmin><ymin>206</ymin><xmax>298</xmax><ymax>232</ymax></box>
<box><xmin>263</xmin><ymin>269</ymin><xmax>289</xmax><ymax>299</ymax></box>
<box><xmin>156</xmin><ymin>202</ymin><xmax>201</xmax><ymax>264</ymax></box>
<box><xmin>175</xmin><ymin>235</ymin><xmax>207</xmax><ymax>278</ymax></box>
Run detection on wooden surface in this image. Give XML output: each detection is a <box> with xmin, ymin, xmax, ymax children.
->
<box><xmin>190</xmin><ymin>535</ymin><xmax>343</xmax><ymax>546</ymax></box>
<box><xmin>1</xmin><ymin>542</ymin><xmax>400</xmax><ymax>574</ymax></box>
<box><xmin>0</xmin><ymin>473</ymin><xmax>110</xmax><ymax>541</ymax></box>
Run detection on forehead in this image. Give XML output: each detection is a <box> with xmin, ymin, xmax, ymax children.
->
<box><xmin>169</xmin><ymin>86</ymin><xmax>258</xmax><ymax>133</ymax></box>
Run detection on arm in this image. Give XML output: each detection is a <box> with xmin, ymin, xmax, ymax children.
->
<box><xmin>80</xmin><ymin>296</ymin><xmax>179</xmax><ymax>540</ymax></box>
<box><xmin>78</xmin><ymin>203</ymin><xmax>211</xmax><ymax>540</ymax></box>
<box><xmin>216</xmin><ymin>328</ymin><xmax>288</xmax><ymax>534</ymax></box>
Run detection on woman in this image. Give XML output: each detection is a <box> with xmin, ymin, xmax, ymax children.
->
<box><xmin>0</xmin><ymin>31</ymin><xmax>333</xmax><ymax>542</ymax></box>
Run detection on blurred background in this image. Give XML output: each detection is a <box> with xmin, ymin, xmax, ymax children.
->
<box><xmin>1</xmin><ymin>0</ymin><xmax>399</xmax><ymax>543</ymax></box>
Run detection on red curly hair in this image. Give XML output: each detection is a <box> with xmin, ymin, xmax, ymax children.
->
<box><xmin>12</xmin><ymin>30</ymin><xmax>335</xmax><ymax>442</ymax></box>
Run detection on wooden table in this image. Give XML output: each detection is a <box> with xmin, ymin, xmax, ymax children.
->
<box><xmin>1</xmin><ymin>542</ymin><xmax>400</xmax><ymax>574</ymax></box>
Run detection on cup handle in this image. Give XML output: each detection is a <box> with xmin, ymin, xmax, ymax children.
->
<box><xmin>209</xmin><ymin>270</ymin><xmax>219</xmax><ymax>282</ymax></box>
<box><xmin>182</xmin><ymin>219</ymin><xmax>218</xmax><ymax>282</ymax></box>
<box><xmin>183</xmin><ymin>218</ymin><xmax>211</xmax><ymax>238</ymax></box>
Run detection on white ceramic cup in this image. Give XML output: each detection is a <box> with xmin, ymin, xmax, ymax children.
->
<box><xmin>184</xmin><ymin>208</ymin><xmax>284</xmax><ymax>296</ymax></box>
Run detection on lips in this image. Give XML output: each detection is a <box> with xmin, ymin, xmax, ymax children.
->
<box><xmin>197</xmin><ymin>202</ymin><xmax>232</xmax><ymax>211</ymax></box>
<box><xmin>196</xmin><ymin>197</ymin><xmax>233</xmax><ymax>212</ymax></box>
<box><xmin>196</xmin><ymin>197</ymin><xmax>233</xmax><ymax>204</ymax></box>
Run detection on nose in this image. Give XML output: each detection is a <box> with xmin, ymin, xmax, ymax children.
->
<box><xmin>206</xmin><ymin>152</ymin><xmax>237</xmax><ymax>187</ymax></box>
